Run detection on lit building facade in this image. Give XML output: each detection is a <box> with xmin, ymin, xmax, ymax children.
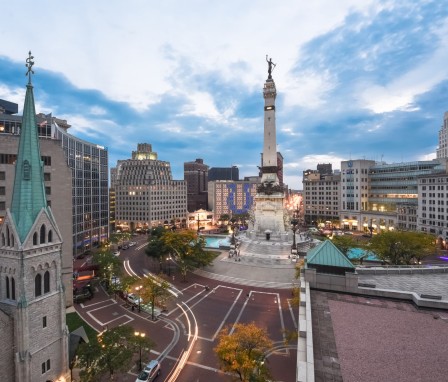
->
<box><xmin>417</xmin><ymin>172</ymin><xmax>448</xmax><ymax>247</ymax></box>
<box><xmin>114</xmin><ymin>143</ymin><xmax>187</xmax><ymax>230</ymax></box>
<box><xmin>208</xmin><ymin>179</ymin><xmax>259</xmax><ymax>219</ymax></box>
<box><xmin>303</xmin><ymin>168</ymin><xmax>341</xmax><ymax>227</ymax></box>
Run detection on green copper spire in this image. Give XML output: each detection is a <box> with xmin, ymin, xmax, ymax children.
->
<box><xmin>10</xmin><ymin>52</ymin><xmax>48</xmax><ymax>242</ymax></box>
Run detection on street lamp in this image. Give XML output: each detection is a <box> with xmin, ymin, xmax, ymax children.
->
<box><xmin>291</xmin><ymin>215</ymin><xmax>299</xmax><ymax>253</ymax></box>
<box><xmin>166</xmin><ymin>256</ymin><xmax>171</xmax><ymax>276</ymax></box>
<box><xmin>135</xmin><ymin>285</ymin><xmax>143</xmax><ymax>313</ymax></box>
<box><xmin>134</xmin><ymin>331</ymin><xmax>146</xmax><ymax>371</ymax></box>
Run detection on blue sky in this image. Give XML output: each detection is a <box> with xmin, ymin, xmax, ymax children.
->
<box><xmin>1</xmin><ymin>0</ymin><xmax>448</xmax><ymax>189</ymax></box>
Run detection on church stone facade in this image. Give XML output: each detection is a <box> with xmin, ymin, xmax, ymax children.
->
<box><xmin>0</xmin><ymin>54</ymin><xmax>70</xmax><ymax>382</ymax></box>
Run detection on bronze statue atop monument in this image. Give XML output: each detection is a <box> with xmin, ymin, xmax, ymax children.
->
<box><xmin>266</xmin><ymin>55</ymin><xmax>276</xmax><ymax>80</ymax></box>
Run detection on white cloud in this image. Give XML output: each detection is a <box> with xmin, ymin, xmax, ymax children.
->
<box><xmin>89</xmin><ymin>106</ymin><xmax>107</xmax><ymax>116</ymax></box>
<box><xmin>0</xmin><ymin>0</ymin><xmax>378</xmax><ymax>112</ymax></box>
<box><xmin>0</xmin><ymin>85</ymin><xmax>25</xmax><ymax>112</ymax></box>
<box><xmin>360</xmin><ymin>20</ymin><xmax>448</xmax><ymax>113</ymax></box>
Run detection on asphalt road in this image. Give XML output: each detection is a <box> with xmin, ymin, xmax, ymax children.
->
<box><xmin>74</xmin><ymin>235</ymin><xmax>299</xmax><ymax>382</ymax></box>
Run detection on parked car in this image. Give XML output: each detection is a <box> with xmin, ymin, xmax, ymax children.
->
<box><xmin>113</xmin><ymin>250</ymin><xmax>120</xmax><ymax>257</ymax></box>
<box><xmin>344</xmin><ymin>231</ymin><xmax>354</xmax><ymax>235</ymax></box>
<box><xmin>73</xmin><ymin>288</ymin><xmax>93</xmax><ymax>303</ymax></box>
<box><xmin>129</xmin><ymin>241</ymin><xmax>137</xmax><ymax>247</ymax></box>
<box><xmin>135</xmin><ymin>360</ymin><xmax>161</xmax><ymax>382</ymax></box>
<box><xmin>122</xmin><ymin>244</ymin><xmax>129</xmax><ymax>250</ymax></box>
<box><xmin>126</xmin><ymin>293</ymin><xmax>143</xmax><ymax>305</ymax></box>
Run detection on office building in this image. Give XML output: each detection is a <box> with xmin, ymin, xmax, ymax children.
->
<box><xmin>184</xmin><ymin>158</ymin><xmax>209</xmax><ymax>212</ymax></box>
<box><xmin>0</xmin><ymin>98</ymin><xmax>108</xmax><ymax>304</ymax></box>
<box><xmin>208</xmin><ymin>166</ymin><xmax>239</xmax><ymax>181</ymax></box>
<box><xmin>208</xmin><ymin>179</ymin><xmax>259</xmax><ymax>219</ymax></box>
<box><xmin>436</xmin><ymin>112</ymin><xmax>448</xmax><ymax>159</ymax></box>
<box><xmin>303</xmin><ymin>167</ymin><xmax>341</xmax><ymax>226</ymax></box>
<box><xmin>114</xmin><ymin>143</ymin><xmax>187</xmax><ymax>230</ymax></box>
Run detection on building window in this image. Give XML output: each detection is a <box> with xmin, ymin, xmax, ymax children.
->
<box><xmin>48</xmin><ymin>230</ymin><xmax>53</xmax><ymax>243</ymax></box>
<box><xmin>40</xmin><ymin>224</ymin><xmax>46</xmax><ymax>244</ymax></box>
<box><xmin>0</xmin><ymin>171</ymin><xmax>5</xmax><ymax>180</ymax></box>
<box><xmin>33</xmin><ymin>232</ymin><xmax>38</xmax><ymax>245</ymax></box>
<box><xmin>44</xmin><ymin>271</ymin><xmax>50</xmax><ymax>293</ymax></box>
<box><xmin>35</xmin><ymin>274</ymin><xmax>42</xmax><ymax>297</ymax></box>
<box><xmin>11</xmin><ymin>277</ymin><xmax>15</xmax><ymax>300</ymax></box>
<box><xmin>43</xmin><ymin>316</ymin><xmax>47</xmax><ymax>328</ymax></box>
<box><xmin>6</xmin><ymin>276</ymin><xmax>10</xmax><ymax>299</ymax></box>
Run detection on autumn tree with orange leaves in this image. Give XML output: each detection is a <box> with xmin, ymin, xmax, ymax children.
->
<box><xmin>214</xmin><ymin>322</ymin><xmax>273</xmax><ymax>382</ymax></box>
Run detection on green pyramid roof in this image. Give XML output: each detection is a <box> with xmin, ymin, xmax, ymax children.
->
<box><xmin>307</xmin><ymin>240</ymin><xmax>355</xmax><ymax>269</ymax></box>
<box><xmin>10</xmin><ymin>55</ymin><xmax>49</xmax><ymax>242</ymax></box>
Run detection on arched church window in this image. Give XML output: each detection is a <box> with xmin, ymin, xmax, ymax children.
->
<box><xmin>11</xmin><ymin>234</ymin><xmax>14</xmax><ymax>247</ymax></box>
<box><xmin>35</xmin><ymin>274</ymin><xmax>42</xmax><ymax>297</ymax></box>
<box><xmin>6</xmin><ymin>226</ymin><xmax>10</xmax><ymax>247</ymax></box>
<box><xmin>6</xmin><ymin>276</ymin><xmax>10</xmax><ymax>299</ymax></box>
<box><xmin>33</xmin><ymin>232</ymin><xmax>38</xmax><ymax>245</ymax></box>
<box><xmin>48</xmin><ymin>230</ymin><xmax>53</xmax><ymax>243</ymax></box>
<box><xmin>40</xmin><ymin>225</ymin><xmax>46</xmax><ymax>244</ymax></box>
<box><xmin>2</xmin><ymin>233</ymin><xmax>5</xmax><ymax>246</ymax></box>
<box><xmin>11</xmin><ymin>277</ymin><xmax>15</xmax><ymax>300</ymax></box>
<box><xmin>44</xmin><ymin>271</ymin><xmax>50</xmax><ymax>293</ymax></box>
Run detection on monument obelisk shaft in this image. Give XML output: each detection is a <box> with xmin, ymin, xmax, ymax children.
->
<box><xmin>250</xmin><ymin>57</ymin><xmax>287</xmax><ymax>238</ymax></box>
<box><xmin>262</xmin><ymin>77</ymin><xmax>278</xmax><ymax>183</ymax></box>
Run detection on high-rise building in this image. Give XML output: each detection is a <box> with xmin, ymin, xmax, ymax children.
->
<box><xmin>436</xmin><ymin>111</ymin><xmax>448</xmax><ymax>159</ymax></box>
<box><xmin>184</xmin><ymin>158</ymin><xmax>208</xmax><ymax>212</ymax></box>
<box><xmin>303</xmin><ymin>168</ymin><xmax>341</xmax><ymax>226</ymax></box>
<box><xmin>208</xmin><ymin>166</ymin><xmax>239</xmax><ymax>181</ymax></box>
<box><xmin>114</xmin><ymin>143</ymin><xmax>187</xmax><ymax>230</ymax></box>
<box><xmin>0</xmin><ymin>58</ymin><xmax>70</xmax><ymax>381</ymax></box>
<box><xmin>208</xmin><ymin>179</ymin><xmax>259</xmax><ymax>219</ymax></box>
<box><xmin>0</xmin><ymin>102</ymin><xmax>108</xmax><ymax>305</ymax></box>
<box><xmin>417</xmin><ymin>172</ymin><xmax>448</xmax><ymax>245</ymax></box>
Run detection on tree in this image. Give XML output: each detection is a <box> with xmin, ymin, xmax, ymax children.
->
<box><xmin>145</xmin><ymin>226</ymin><xmax>171</xmax><ymax>266</ymax></box>
<box><xmin>331</xmin><ymin>235</ymin><xmax>357</xmax><ymax>257</ymax></box>
<box><xmin>215</xmin><ymin>322</ymin><xmax>273</xmax><ymax>382</ymax></box>
<box><xmin>161</xmin><ymin>230</ymin><xmax>215</xmax><ymax>281</ymax></box>
<box><xmin>367</xmin><ymin>230</ymin><xmax>435</xmax><ymax>265</ymax></box>
<box><xmin>110</xmin><ymin>231</ymin><xmax>131</xmax><ymax>249</ymax></box>
<box><xmin>77</xmin><ymin>325</ymin><xmax>155</xmax><ymax>380</ymax></box>
<box><xmin>140</xmin><ymin>274</ymin><xmax>171</xmax><ymax>320</ymax></box>
<box><xmin>91</xmin><ymin>250</ymin><xmax>122</xmax><ymax>287</ymax></box>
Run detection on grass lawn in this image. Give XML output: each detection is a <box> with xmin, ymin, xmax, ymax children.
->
<box><xmin>66</xmin><ymin>311</ymin><xmax>98</xmax><ymax>343</ymax></box>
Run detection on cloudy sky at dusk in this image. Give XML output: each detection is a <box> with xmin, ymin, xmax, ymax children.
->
<box><xmin>1</xmin><ymin>0</ymin><xmax>448</xmax><ymax>189</ymax></box>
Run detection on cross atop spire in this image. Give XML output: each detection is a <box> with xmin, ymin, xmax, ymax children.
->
<box><xmin>25</xmin><ymin>51</ymin><xmax>35</xmax><ymax>85</ymax></box>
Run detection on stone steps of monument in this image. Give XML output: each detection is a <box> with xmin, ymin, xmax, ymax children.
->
<box><xmin>239</xmin><ymin>241</ymin><xmax>292</xmax><ymax>258</ymax></box>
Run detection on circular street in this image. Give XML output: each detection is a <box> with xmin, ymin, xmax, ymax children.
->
<box><xmin>73</xmin><ymin>235</ymin><xmax>299</xmax><ymax>381</ymax></box>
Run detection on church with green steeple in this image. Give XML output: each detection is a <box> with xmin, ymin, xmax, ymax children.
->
<box><xmin>0</xmin><ymin>52</ymin><xmax>70</xmax><ymax>382</ymax></box>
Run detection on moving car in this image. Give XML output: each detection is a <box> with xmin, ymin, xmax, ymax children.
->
<box><xmin>135</xmin><ymin>360</ymin><xmax>161</xmax><ymax>382</ymax></box>
<box><xmin>126</xmin><ymin>293</ymin><xmax>143</xmax><ymax>305</ymax></box>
